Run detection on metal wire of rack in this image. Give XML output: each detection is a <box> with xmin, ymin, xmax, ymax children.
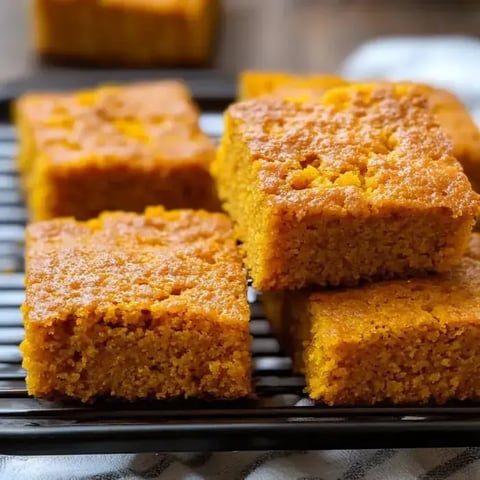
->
<box><xmin>1</xmin><ymin>115</ymin><xmax>480</xmax><ymax>455</ymax></box>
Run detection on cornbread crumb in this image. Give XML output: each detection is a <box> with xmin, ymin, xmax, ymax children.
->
<box><xmin>214</xmin><ymin>83</ymin><xmax>479</xmax><ymax>290</ymax></box>
<box><xmin>263</xmin><ymin>233</ymin><xmax>480</xmax><ymax>405</ymax></box>
<box><xmin>15</xmin><ymin>81</ymin><xmax>218</xmax><ymax>221</ymax></box>
<box><xmin>20</xmin><ymin>207</ymin><xmax>251</xmax><ymax>402</ymax></box>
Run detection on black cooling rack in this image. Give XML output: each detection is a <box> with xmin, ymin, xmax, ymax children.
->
<box><xmin>2</xmin><ymin>82</ymin><xmax>480</xmax><ymax>454</ymax></box>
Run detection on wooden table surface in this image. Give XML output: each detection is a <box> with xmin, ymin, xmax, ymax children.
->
<box><xmin>0</xmin><ymin>0</ymin><xmax>479</xmax><ymax>83</ymax></box>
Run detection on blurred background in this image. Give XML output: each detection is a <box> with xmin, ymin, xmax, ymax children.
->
<box><xmin>1</xmin><ymin>0</ymin><xmax>480</xmax><ymax>82</ymax></box>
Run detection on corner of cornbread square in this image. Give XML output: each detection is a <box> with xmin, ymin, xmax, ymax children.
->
<box><xmin>416</xmin><ymin>85</ymin><xmax>480</xmax><ymax>194</ymax></box>
<box><xmin>15</xmin><ymin>80</ymin><xmax>218</xmax><ymax>221</ymax></box>
<box><xmin>20</xmin><ymin>207</ymin><xmax>252</xmax><ymax>403</ymax></box>
<box><xmin>33</xmin><ymin>0</ymin><xmax>219</xmax><ymax>66</ymax></box>
<box><xmin>263</xmin><ymin>233</ymin><xmax>480</xmax><ymax>405</ymax></box>
<box><xmin>215</xmin><ymin>83</ymin><xmax>479</xmax><ymax>290</ymax></box>
<box><xmin>238</xmin><ymin>71</ymin><xmax>347</xmax><ymax>100</ymax></box>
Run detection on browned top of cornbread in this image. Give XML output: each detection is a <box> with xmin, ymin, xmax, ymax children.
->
<box><xmin>16</xmin><ymin>81</ymin><xmax>214</xmax><ymax>168</ymax></box>
<box><xmin>416</xmin><ymin>85</ymin><xmax>480</xmax><ymax>165</ymax></box>
<box><xmin>228</xmin><ymin>83</ymin><xmax>479</xmax><ymax>217</ymax></box>
<box><xmin>239</xmin><ymin>74</ymin><xmax>480</xmax><ymax>170</ymax></box>
<box><xmin>307</xmin><ymin>233</ymin><xmax>480</xmax><ymax>340</ymax></box>
<box><xmin>24</xmin><ymin>207</ymin><xmax>248</xmax><ymax>324</ymax></box>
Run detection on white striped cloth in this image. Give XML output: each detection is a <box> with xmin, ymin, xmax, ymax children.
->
<box><xmin>1</xmin><ymin>449</ymin><xmax>480</xmax><ymax>479</ymax></box>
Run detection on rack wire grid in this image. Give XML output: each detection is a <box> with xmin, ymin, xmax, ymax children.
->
<box><xmin>1</xmin><ymin>114</ymin><xmax>480</xmax><ymax>455</ymax></box>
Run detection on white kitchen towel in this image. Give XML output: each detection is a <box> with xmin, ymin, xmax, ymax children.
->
<box><xmin>2</xmin><ymin>449</ymin><xmax>480</xmax><ymax>479</ymax></box>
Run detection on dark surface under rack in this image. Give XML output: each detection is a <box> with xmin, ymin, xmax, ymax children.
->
<box><xmin>2</xmin><ymin>75</ymin><xmax>480</xmax><ymax>454</ymax></box>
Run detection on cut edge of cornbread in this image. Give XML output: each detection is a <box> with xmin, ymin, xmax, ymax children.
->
<box><xmin>21</xmin><ymin>307</ymin><xmax>253</xmax><ymax>403</ymax></box>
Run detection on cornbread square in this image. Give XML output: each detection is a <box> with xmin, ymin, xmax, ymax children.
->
<box><xmin>20</xmin><ymin>207</ymin><xmax>252</xmax><ymax>402</ymax></box>
<box><xmin>214</xmin><ymin>84</ymin><xmax>479</xmax><ymax>290</ymax></box>
<box><xmin>33</xmin><ymin>0</ymin><xmax>219</xmax><ymax>66</ymax></box>
<box><xmin>238</xmin><ymin>71</ymin><xmax>347</xmax><ymax>100</ymax></box>
<box><xmin>262</xmin><ymin>234</ymin><xmax>480</xmax><ymax>406</ymax></box>
<box><xmin>15</xmin><ymin>81</ymin><xmax>218</xmax><ymax>221</ymax></box>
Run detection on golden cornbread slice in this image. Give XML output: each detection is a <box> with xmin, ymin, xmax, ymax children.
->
<box><xmin>238</xmin><ymin>71</ymin><xmax>347</xmax><ymax>100</ymax></box>
<box><xmin>20</xmin><ymin>207</ymin><xmax>252</xmax><ymax>403</ymax></box>
<box><xmin>239</xmin><ymin>72</ymin><xmax>480</xmax><ymax>197</ymax></box>
<box><xmin>214</xmin><ymin>84</ymin><xmax>479</xmax><ymax>290</ymax></box>
<box><xmin>262</xmin><ymin>234</ymin><xmax>480</xmax><ymax>406</ymax></box>
<box><xmin>33</xmin><ymin>0</ymin><xmax>219</xmax><ymax>66</ymax></box>
<box><xmin>15</xmin><ymin>81</ymin><xmax>218</xmax><ymax>221</ymax></box>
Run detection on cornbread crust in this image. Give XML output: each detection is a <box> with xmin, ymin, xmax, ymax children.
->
<box><xmin>238</xmin><ymin>71</ymin><xmax>347</xmax><ymax>100</ymax></box>
<box><xmin>214</xmin><ymin>84</ymin><xmax>479</xmax><ymax>290</ymax></box>
<box><xmin>15</xmin><ymin>81</ymin><xmax>218</xmax><ymax>221</ymax></box>
<box><xmin>20</xmin><ymin>207</ymin><xmax>252</xmax><ymax>402</ymax></box>
<box><xmin>419</xmin><ymin>86</ymin><xmax>480</xmax><ymax>193</ymax></box>
<box><xmin>263</xmin><ymin>234</ymin><xmax>480</xmax><ymax>405</ymax></box>
<box><xmin>33</xmin><ymin>0</ymin><xmax>219</xmax><ymax>66</ymax></box>
<box><xmin>239</xmin><ymin>72</ymin><xmax>480</xmax><ymax>196</ymax></box>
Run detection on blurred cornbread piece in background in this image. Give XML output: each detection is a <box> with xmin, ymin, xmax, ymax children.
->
<box><xmin>262</xmin><ymin>233</ymin><xmax>480</xmax><ymax>406</ymax></box>
<box><xmin>238</xmin><ymin>71</ymin><xmax>346</xmax><ymax>100</ymax></box>
<box><xmin>33</xmin><ymin>0</ymin><xmax>220</xmax><ymax>66</ymax></box>
<box><xmin>214</xmin><ymin>83</ymin><xmax>479</xmax><ymax>290</ymax></box>
<box><xmin>239</xmin><ymin>72</ymin><xmax>480</xmax><ymax>195</ymax></box>
<box><xmin>15</xmin><ymin>81</ymin><xmax>218</xmax><ymax>221</ymax></box>
<box><xmin>21</xmin><ymin>207</ymin><xmax>252</xmax><ymax>403</ymax></box>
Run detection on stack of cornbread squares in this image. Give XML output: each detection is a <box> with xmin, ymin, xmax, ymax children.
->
<box><xmin>216</xmin><ymin>72</ymin><xmax>480</xmax><ymax>405</ymax></box>
<box><xmin>16</xmin><ymin>72</ymin><xmax>480</xmax><ymax>406</ymax></box>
